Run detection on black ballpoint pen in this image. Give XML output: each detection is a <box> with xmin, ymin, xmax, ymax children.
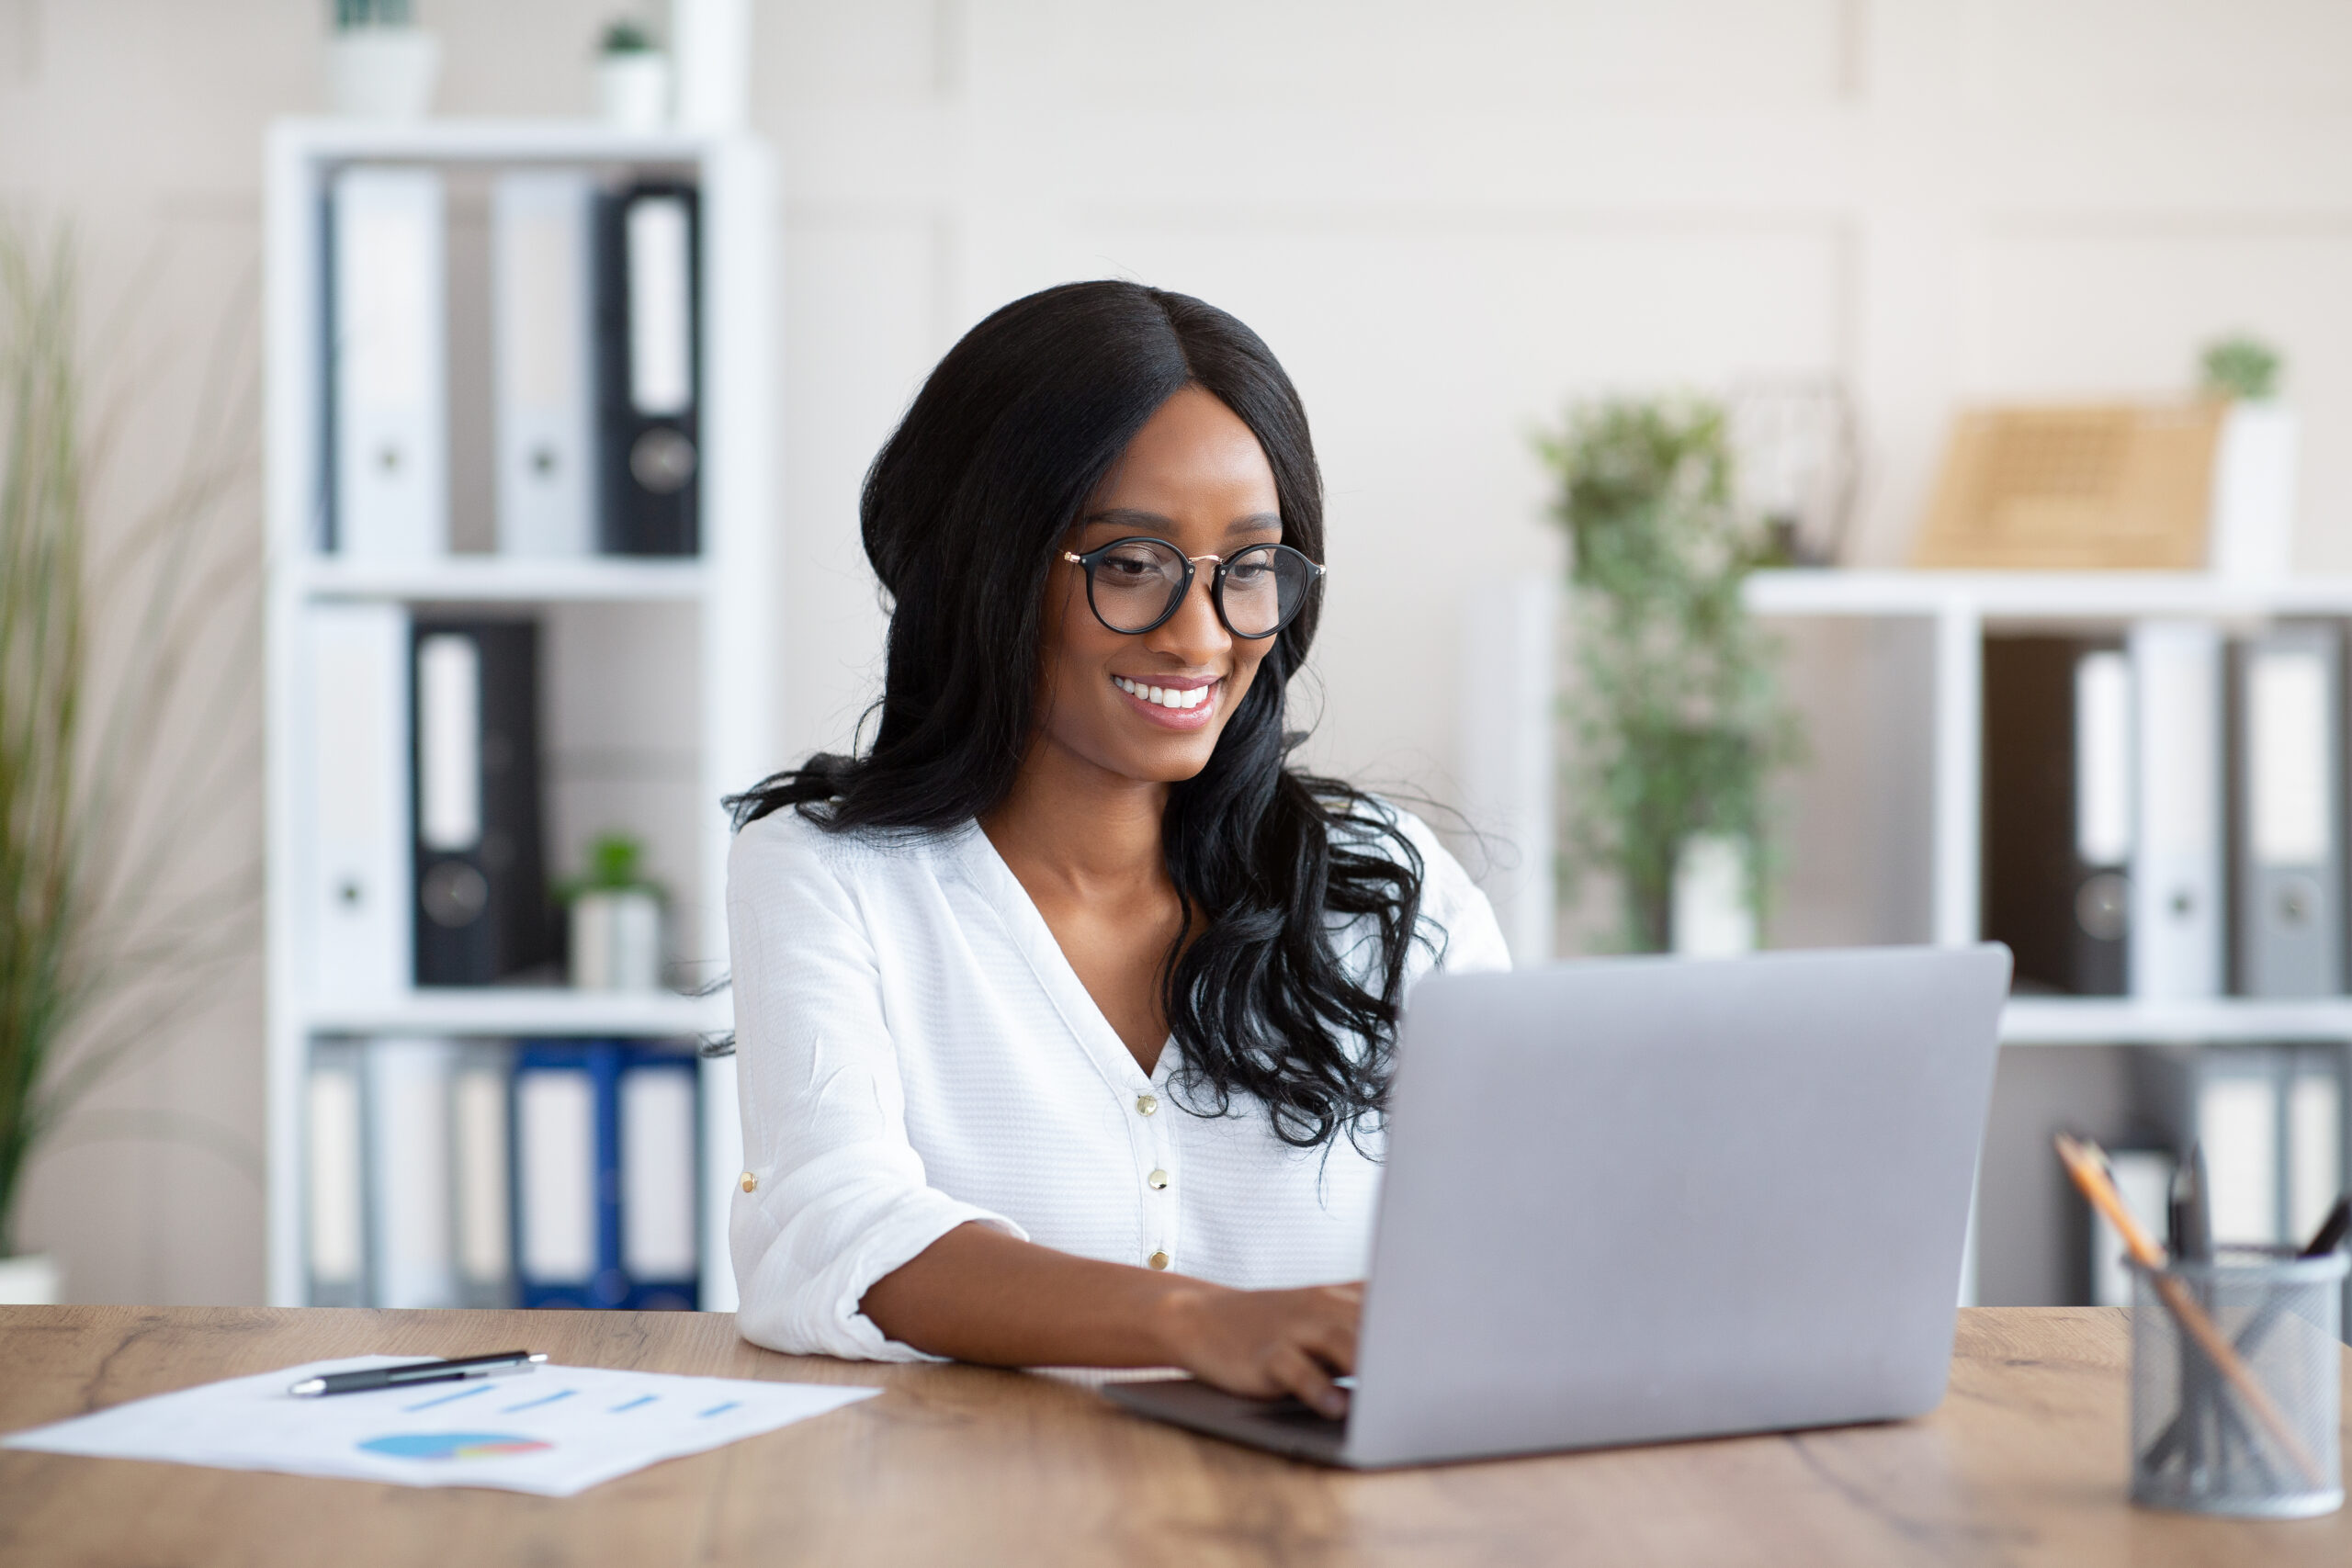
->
<box><xmin>2185</xmin><ymin>1143</ymin><xmax>2214</xmax><ymax>1261</ymax></box>
<box><xmin>288</xmin><ymin>1350</ymin><xmax>547</xmax><ymax>1398</ymax></box>
<box><xmin>2167</xmin><ymin>1142</ymin><xmax>2212</xmax><ymax>1263</ymax></box>
<box><xmin>2300</xmin><ymin>1194</ymin><xmax>2351</xmax><ymax>1258</ymax></box>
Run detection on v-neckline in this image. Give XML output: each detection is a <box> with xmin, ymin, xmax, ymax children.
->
<box><xmin>950</xmin><ymin>822</ymin><xmax>1170</xmax><ymax>1088</ymax></box>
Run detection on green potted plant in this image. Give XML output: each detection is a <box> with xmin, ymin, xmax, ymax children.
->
<box><xmin>558</xmin><ymin>832</ymin><xmax>667</xmax><ymax>991</ymax></box>
<box><xmin>327</xmin><ymin>0</ymin><xmax>440</xmax><ymax>120</ymax></box>
<box><xmin>1</xmin><ymin>227</ymin><xmax>259</xmax><ymax>1301</ymax></box>
<box><xmin>597</xmin><ymin>17</ymin><xmax>672</xmax><ymax>132</ymax></box>
<box><xmin>1537</xmin><ymin>396</ymin><xmax>1803</xmax><ymax>954</ymax></box>
<box><xmin>2200</xmin><ymin>333</ymin><xmax>2297</xmax><ymax>581</ymax></box>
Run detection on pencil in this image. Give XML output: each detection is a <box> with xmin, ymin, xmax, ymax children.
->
<box><xmin>2053</xmin><ymin>1133</ymin><xmax>2324</xmax><ymax>1489</ymax></box>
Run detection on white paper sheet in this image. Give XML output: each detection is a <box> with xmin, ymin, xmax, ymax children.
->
<box><xmin>2</xmin><ymin>1355</ymin><xmax>879</xmax><ymax>1496</ymax></box>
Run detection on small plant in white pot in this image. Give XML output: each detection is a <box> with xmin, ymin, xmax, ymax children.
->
<box><xmin>597</xmin><ymin>19</ymin><xmax>672</xmax><ymax>132</ymax></box>
<box><xmin>560</xmin><ymin>834</ymin><xmax>667</xmax><ymax>992</ymax></box>
<box><xmin>327</xmin><ymin>0</ymin><xmax>441</xmax><ymax>121</ymax></box>
<box><xmin>2201</xmin><ymin>334</ymin><xmax>2298</xmax><ymax>582</ymax></box>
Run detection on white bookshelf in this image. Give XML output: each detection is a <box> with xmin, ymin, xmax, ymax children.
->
<box><xmin>1745</xmin><ymin>569</ymin><xmax>2352</xmax><ymax>1049</ymax></box>
<box><xmin>261</xmin><ymin>119</ymin><xmax>775</xmax><ymax>1311</ymax></box>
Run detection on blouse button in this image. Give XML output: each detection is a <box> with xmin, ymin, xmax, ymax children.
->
<box><xmin>1136</xmin><ymin>1093</ymin><xmax>1159</xmax><ymax>1116</ymax></box>
<box><xmin>1148</xmin><ymin>1169</ymin><xmax>1170</xmax><ymax>1190</ymax></box>
<box><xmin>739</xmin><ymin>1171</ymin><xmax>758</xmax><ymax>1193</ymax></box>
<box><xmin>1148</xmin><ymin>1251</ymin><xmax>1170</xmax><ymax>1270</ymax></box>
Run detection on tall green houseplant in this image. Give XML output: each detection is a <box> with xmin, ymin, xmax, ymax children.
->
<box><xmin>0</xmin><ymin>225</ymin><xmax>260</xmax><ymax>1263</ymax></box>
<box><xmin>1539</xmin><ymin>397</ymin><xmax>1802</xmax><ymax>953</ymax></box>
<box><xmin>0</xmin><ymin>230</ymin><xmax>83</xmax><ymax>1258</ymax></box>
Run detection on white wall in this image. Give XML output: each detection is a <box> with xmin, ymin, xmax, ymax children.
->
<box><xmin>765</xmin><ymin>0</ymin><xmax>2352</xmax><ymax>906</ymax></box>
<box><xmin>4</xmin><ymin>0</ymin><xmax>2350</xmax><ymax>1302</ymax></box>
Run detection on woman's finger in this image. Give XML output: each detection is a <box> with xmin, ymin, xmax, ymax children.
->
<box><xmin>1301</xmin><ymin>1308</ymin><xmax>1358</xmax><ymax>1376</ymax></box>
<box><xmin>1268</xmin><ymin>1343</ymin><xmax>1348</xmax><ymax>1419</ymax></box>
<box><xmin>1279</xmin><ymin>1287</ymin><xmax>1358</xmax><ymax>1371</ymax></box>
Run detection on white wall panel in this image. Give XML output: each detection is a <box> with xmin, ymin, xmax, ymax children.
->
<box><xmin>767</xmin><ymin>0</ymin><xmax>950</xmax><ymax>106</ymax></box>
<box><xmin>976</xmin><ymin>0</ymin><xmax>1854</xmax><ymax>107</ymax></box>
<box><xmin>1963</xmin><ymin>0</ymin><xmax>2352</xmax><ymax>116</ymax></box>
<box><xmin>780</xmin><ymin>212</ymin><xmax>945</xmax><ymax>761</ymax></box>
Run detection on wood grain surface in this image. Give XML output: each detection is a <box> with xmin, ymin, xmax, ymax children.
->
<box><xmin>1</xmin><ymin>1305</ymin><xmax>2347</xmax><ymax>1566</ymax></box>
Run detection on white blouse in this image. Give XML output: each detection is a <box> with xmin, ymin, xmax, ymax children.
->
<box><xmin>725</xmin><ymin>803</ymin><xmax>1510</xmax><ymax>1362</ymax></box>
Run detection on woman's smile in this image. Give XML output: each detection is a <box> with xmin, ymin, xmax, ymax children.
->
<box><xmin>1110</xmin><ymin>672</ymin><xmax>1222</xmax><ymax>728</ymax></box>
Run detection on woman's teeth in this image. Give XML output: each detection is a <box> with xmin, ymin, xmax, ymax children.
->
<box><xmin>1114</xmin><ymin>675</ymin><xmax>1212</xmax><ymax>711</ymax></box>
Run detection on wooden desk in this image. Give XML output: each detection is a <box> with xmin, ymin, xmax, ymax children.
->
<box><xmin>1</xmin><ymin>1304</ymin><xmax>2346</xmax><ymax>1565</ymax></box>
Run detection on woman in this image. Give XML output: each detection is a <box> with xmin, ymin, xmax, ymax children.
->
<box><xmin>726</xmin><ymin>280</ymin><xmax>1507</xmax><ymax>1417</ymax></box>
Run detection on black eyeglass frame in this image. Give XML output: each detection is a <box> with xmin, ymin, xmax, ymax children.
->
<box><xmin>1058</xmin><ymin>536</ymin><xmax>1328</xmax><ymax>640</ymax></box>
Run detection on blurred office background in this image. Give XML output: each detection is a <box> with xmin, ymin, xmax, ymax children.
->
<box><xmin>3</xmin><ymin>1</ymin><xmax>2349</xmax><ymax>1310</ymax></box>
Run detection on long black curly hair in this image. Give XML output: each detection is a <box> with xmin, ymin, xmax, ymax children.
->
<box><xmin>726</xmin><ymin>280</ymin><xmax>1436</xmax><ymax>1151</ymax></box>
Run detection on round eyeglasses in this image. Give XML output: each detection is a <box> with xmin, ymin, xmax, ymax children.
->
<box><xmin>1060</xmin><ymin>537</ymin><xmax>1326</xmax><ymax>640</ymax></box>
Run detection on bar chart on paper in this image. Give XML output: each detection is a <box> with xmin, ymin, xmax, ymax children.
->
<box><xmin>2</xmin><ymin>1356</ymin><xmax>876</xmax><ymax>1496</ymax></box>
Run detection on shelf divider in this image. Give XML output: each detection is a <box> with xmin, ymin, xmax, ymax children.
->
<box><xmin>298</xmin><ymin>988</ymin><xmax>730</xmax><ymax>1039</ymax></box>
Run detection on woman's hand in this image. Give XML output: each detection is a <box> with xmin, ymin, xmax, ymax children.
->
<box><xmin>1149</xmin><ymin>1281</ymin><xmax>1363</xmax><ymax>1418</ymax></box>
<box><xmin>859</xmin><ymin>1224</ymin><xmax>1360</xmax><ymax>1413</ymax></box>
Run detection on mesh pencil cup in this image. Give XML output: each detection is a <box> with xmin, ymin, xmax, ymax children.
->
<box><xmin>2127</xmin><ymin>1247</ymin><xmax>2347</xmax><ymax>1518</ymax></box>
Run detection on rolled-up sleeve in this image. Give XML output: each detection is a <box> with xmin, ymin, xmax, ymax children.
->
<box><xmin>727</xmin><ymin>817</ymin><xmax>1025</xmax><ymax>1360</ymax></box>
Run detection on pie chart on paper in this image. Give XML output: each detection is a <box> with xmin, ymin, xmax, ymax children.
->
<box><xmin>358</xmin><ymin>1431</ymin><xmax>553</xmax><ymax>1461</ymax></box>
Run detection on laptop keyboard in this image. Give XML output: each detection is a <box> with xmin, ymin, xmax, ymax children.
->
<box><xmin>1255</xmin><ymin>1398</ymin><xmax>1348</xmax><ymax>1434</ymax></box>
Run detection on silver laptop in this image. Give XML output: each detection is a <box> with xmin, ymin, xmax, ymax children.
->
<box><xmin>1106</xmin><ymin>942</ymin><xmax>2012</xmax><ymax>1467</ymax></box>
